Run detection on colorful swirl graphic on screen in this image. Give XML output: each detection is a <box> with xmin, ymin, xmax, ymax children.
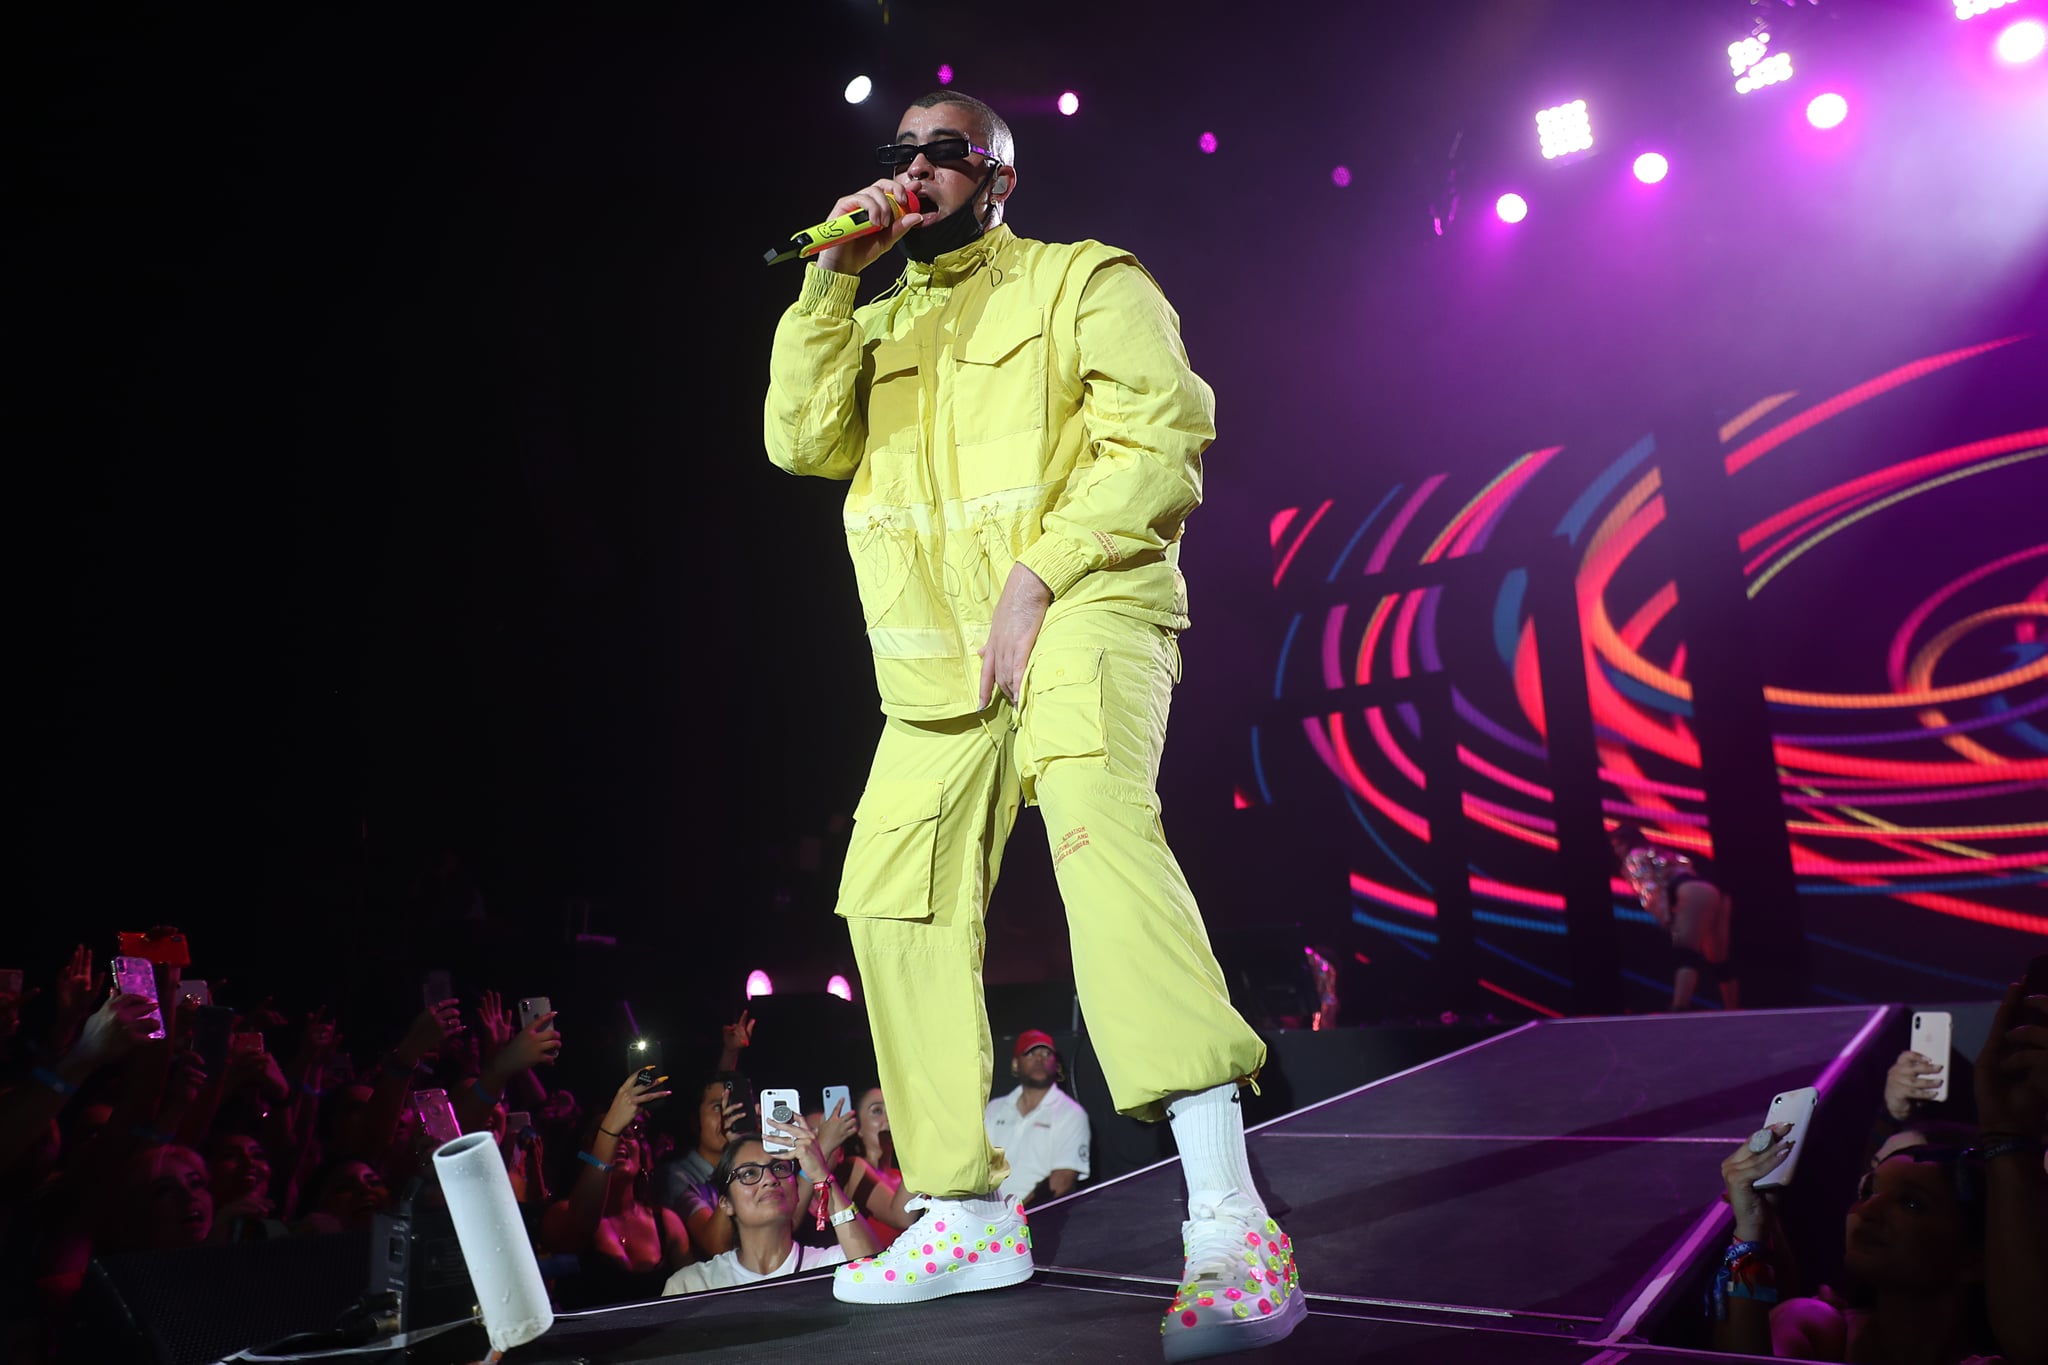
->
<box><xmin>1254</xmin><ymin>335</ymin><xmax>2046</xmax><ymax>1012</ymax></box>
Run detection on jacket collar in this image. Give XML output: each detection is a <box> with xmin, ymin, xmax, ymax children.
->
<box><xmin>901</xmin><ymin>223</ymin><xmax>1013</xmax><ymax>290</ymax></box>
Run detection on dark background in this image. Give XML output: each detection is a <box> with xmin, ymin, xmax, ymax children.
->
<box><xmin>15</xmin><ymin>2</ymin><xmax>2046</xmax><ymax>1077</ymax></box>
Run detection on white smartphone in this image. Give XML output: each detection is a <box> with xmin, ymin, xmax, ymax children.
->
<box><xmin>821</xmin><ymin>1084</ymin><xmax>852</xmax><ymax>1122</ymax></box>
<box><xmin>1753</xmin><ymin>1086</ymin><xmax>1819</xmax><ymax>1191</ymax></box>
<box><xmin>1909</xmin><ymin>1011</ymin><xmax>1952</xmax><ymax>1103</ymax></box>
<box><xmin>112</xmin><ymin>955</ymin><xmax>167</xmax><ymax>1040</ymax></box>
<box><xmin>517</xmin><ymin>996</ymin><xmax>551</xmax><ymax>1033</ymax></box>
<box><xmin>758</xmin><ymin>1088</ymin><xmax>802</xmax><ymax>1154</ymax></box>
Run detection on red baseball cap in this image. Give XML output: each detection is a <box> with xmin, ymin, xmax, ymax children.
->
<box><xmin>1013</xmin><ymin>1029</ymin><xmax>1057</xmax><ymax>1058</ymax></box>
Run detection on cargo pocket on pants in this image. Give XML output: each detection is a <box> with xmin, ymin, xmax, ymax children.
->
<box><xmin>836</xmin><ymin>779</ymin><xmax>943</xmax><ymax>922</ymax></box>
<box><xmin>1020</xmin><ymin>647</ymin><xmax>1108</xmax><ymax>767</ymax></box>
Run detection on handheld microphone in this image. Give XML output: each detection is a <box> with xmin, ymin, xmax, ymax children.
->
<box><xmin>763</xmin><ymin>190</ymin><xmax>919</xmax><ymax>265</ymax></box>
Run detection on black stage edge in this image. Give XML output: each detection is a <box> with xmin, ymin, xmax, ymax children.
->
<box><xmin>524</xmin><ymin>1004</ymin><xmax>1894</xmax><ymax>1363</ymax></box>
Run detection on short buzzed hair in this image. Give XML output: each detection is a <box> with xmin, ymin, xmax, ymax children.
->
<box><xmin>909</xmin><ymin>90</ymin><xmax>1015</xmax><ymax>167</ymax></box>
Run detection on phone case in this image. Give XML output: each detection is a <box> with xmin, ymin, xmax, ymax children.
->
<box><xmin>518</xmin><ymin>997</ymin><xmax>551</xmax><ymax>1032</ymax></box>
<box><xmin>822</xmin><ymin>1085</ymin><xmax>852</xmax><ymax>1120</ymax></box>
<box><xmin>758</xmin><ymin>1088</ymin><xmax>801</xmax><ymax>1153</ymax></box>
<box><xmin>113</xmin><ymin>956</ymin><xmax>167</xmax><ymax>1040</ymax></box>
<box><xmin>1753</xmin><ymin>1087</ymin><xmax>1818</xmax><ymax>1190</ymax></box>
<box><xmin>1910</xmin><ymin>1012</ymin><xmax>1952</xmax><ymax>1103</ymax></box>
<box><xmin>412</xmin><ymin>1089</ymin><xmax>462</xmax><ymax>1146</ymax></box>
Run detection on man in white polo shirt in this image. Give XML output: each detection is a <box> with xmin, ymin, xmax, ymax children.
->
<box><xmin>984</xmin><ymin>1030</ymin><xmax>1091</xmax><ymax>1209</ymax></box>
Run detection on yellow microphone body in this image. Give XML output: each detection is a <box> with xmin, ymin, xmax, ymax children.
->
<box><xmin>763</xmin><ymin>191</ymin><xmax>917</xmax><ymax>265</ymax></box>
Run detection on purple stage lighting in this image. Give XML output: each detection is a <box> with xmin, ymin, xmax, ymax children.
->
<box><xmin>1534</xmin><ymin>100</ymin><xmax>1593</xmax><ymax>159</ymax></box>
<box><xmin>1632</xmin><ymin>152</ymin><xmax>1669</xmax><ymax>184</ymax></box>
<box><xmin>1996</xmin><ymin>19</ymin><xmax>2045</xmax><ymax>62</ymax></box>
<box><xmin>844</xmin><ymin>75</ymin><xmax>873</xmax><ymax>105</ymax></box>
<box><xmin>937</xmin><ymin>63</ymin><xmax>954</xmax><ymax>85</ymax></box>
<box><xmin>826</xmin><ymin>974</ymin><xmax>853</xmax><ymax>1002</ymax></box>
<box><xmin>1955</xmin><ymin>0</ymin><xmax>2017</xmax><ymax>17</ymax></box>
<box><xmin>1496</xmin><ymin>192</ymin><xmax>1529</xmax><ymax>224</ymax></box>
<box><xmin>1806</xmin><ymin>92</ymin><xmax>1849</xmax><ymax>129</ymax></box>
<box><xmin>1058</xmin><ymin>91</ymin><xmax>1080</xmax><ymax>116</ymax></box>
<box><xmin>746</xmin><ymin>969</ymin><xmax>774</xmax><ymax>998</ymax></box>
<box><xmin>1199</xmin><ymin>131</ymin><xmax>1218</xmax><ymax>154</ymax></box>
<box><xmin>1331</xmin><ymin>165</ymin><xmax>1352</xmax><ymax>187</ymax></box>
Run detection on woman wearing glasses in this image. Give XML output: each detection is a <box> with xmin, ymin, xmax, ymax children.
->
<box><xmin>662</xmin><ymin>1112</ymin><xmax>880</xmax><ymax>1294</ymax></box>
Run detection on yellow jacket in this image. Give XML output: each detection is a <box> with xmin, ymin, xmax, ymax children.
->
<box><xmin>765</xmin><ymin>224</ymin><xmax>1217</xmax><ymax>719</ymax></box>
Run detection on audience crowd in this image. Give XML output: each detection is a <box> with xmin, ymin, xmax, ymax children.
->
<box><xmin>1</xmin><ymin>929</ymin><xmax>2038</xmax><ymax>1365</ymax></box>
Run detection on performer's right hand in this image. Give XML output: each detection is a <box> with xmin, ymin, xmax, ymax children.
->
<box><xmin>813</xmin><ymin>179</ymin><xmax>925</xmax><ymax>276</ymax></box>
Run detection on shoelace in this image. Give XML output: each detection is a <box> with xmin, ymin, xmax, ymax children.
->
<box><xmin>1182</xmin><ymin>1208</ymin><xmax>1252</xmax><ymax>1282</ymax></box>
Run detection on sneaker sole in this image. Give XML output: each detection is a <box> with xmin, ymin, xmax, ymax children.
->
<box><xmin>1161</xmin><ymin>1285</ymin><xmax>1307</xmax><ymax>1362</ymax></box>
<box><xmin>832</xmin><ymin>1249</ymin><xmax>1035</xmax><ymax>1305</ymax></box>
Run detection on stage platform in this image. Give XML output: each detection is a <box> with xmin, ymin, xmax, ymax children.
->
<box><xmin>531</xmin><ymin>1003</ymin><xmax>1896</xmax><ymax>1364</ymax></box>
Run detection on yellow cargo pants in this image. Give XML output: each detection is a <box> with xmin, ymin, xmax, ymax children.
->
<box><xmin>836</xmin><ymin>608</ymin><xmax>1267</xmax><ymax>1199</ymax></box>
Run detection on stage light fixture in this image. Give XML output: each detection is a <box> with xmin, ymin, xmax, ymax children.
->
<box><xmin>1633</xmin><ymin>151</ymin><xmax>1669</xmax><ymax>184</ymax></box>
<box><xmin>844</xmin><ymin>75</ymin><xmax>873</xmax><ymax>105</ymax></box>
<box><xmin>1497</xmin><ymin>192</ymin><xmax>1529</xmax><ymax>223</ymax></box>
<box><xmin>1955</xmin><ymin>0</ymin><xmax>2018</xmax><ymax>18</ymax></box>
<box><xmin>826</xmin><ymin>974</ymin><xmax>853</xmax><ymax>1001</ymax></box>
<box><xmin>1996</xmin><ymin>18</ymin><xmax>2045</xmax><ymax>61</ymax></box>
<box><xmin>1331</xmin><ymin>165</ymin><xmax>1352</xmax><ymax>187</ymax></box>
<box><xmin>745</xmin><ymin>969</ymin><xmax>774</xmax><ymax>998</ymax></box>
<box><xmin>1806</xmin><ymin>92</ymin><xmax>1848</xmax><ymax>128</ymax></box>
<box><xmin>1198</xmin><ymin>131</ymin><xmax>1218</xmax><ymax>154</ymax></box>
<box><xmin>1058</xmin><ymin>91</ymin><xmax>1080</xmax><ymax>116</ymax></box>
<box><xmin>1735</xmin><ymin>52</ymin><xmax>1794</xmax><ymax>93</ymax></box>
<box><xmin>1729</xmin><ymin>32</ymin><xmax>1771</xmax><ymax>75</ymax></box>
<box><xmin>1534</xmin><ymin>100</ymin><xmax>1593</xmax><ymax>159</ymax></box>
<box><xmin>937</xmin><ymin>63</ymin><xmax>954</xmax><ymax>85</ymax></box>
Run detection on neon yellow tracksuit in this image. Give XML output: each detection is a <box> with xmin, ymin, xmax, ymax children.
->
<box><xmin>765</xmin><ymin>224</ymin><xmax>1265</xmax><ymax>1199</ymax></box>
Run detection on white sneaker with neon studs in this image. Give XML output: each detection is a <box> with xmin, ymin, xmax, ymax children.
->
<box><xmin>1159</xmin><ymin>1193</ymin><xmax>1305</xmax><ymax>1361</ymax></box>
<box><xmin>832</xmin><ymin>1193</ymin><xmax>1035</xmax><ymax>1304</ymax></box>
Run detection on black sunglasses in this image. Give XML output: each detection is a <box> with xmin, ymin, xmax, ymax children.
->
<box><xmin>726</xmin><ymin>1158</ymin><xmax>798</xmax><ymax>1188</ymax></box>
<box><xmin>876</xmin><ymin>138</ymin><xmax>996</xmax><ymax>169</ymax></box>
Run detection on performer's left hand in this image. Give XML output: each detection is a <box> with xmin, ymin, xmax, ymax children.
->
<box><xmin>980</xmin><ymin>564</ymin><xmax>1052</xmax><ymax>710</ymax></box>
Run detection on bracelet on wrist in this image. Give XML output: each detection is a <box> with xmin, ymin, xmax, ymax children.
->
<box><xmin>382</xmin><ymin>1056</ymin><xmax>418</xmax><ymax>1081</ymax></box>
<box><xmin>31</xmin><ymin>1066</ymin><xmax>79</xmax><ymax>1098</ymax></box>
<box><xmin>472</xmin><ymin>1079</ymin><xmax>501</xmax><ymax>1108</ymax></box>
<box><xmin>576</xmin><ymin>1150</ymin><xmax>612</xmax><ymax>1173</ymax></box>
<box><xmin>828</xmin><ymin>1205</ymin><xmax>858</xmax><ymax>1228</ymax></box>
<box><xmin>1975</xmin><ymin>1137</ymin><xmax>2045</xmax><ymax>1163</ymax></box>
<box><xmin>598</xmin><ymin>1123</ymin><xmax>625</xmax><ymax>1139</ymax></box>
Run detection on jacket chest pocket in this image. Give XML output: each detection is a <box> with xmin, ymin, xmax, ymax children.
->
<box><xmin>950</xmin><ymin>308</ymin><xmax>1046</xmax><ymax>456</ymax></box>
<box><xmin>862</xmin><ymin>336</ymin><xmax>924</xmax><ymax>457</ymax></box>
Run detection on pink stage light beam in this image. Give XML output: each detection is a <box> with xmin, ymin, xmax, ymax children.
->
<box><xmin>1496</xmin><ymin>192</ymin><xmax>1529</xmax><ymax>224</ymax></box>
<box><xmin>1199</xmin><ymin>131</ymin><xmax>1218</xmax><ymax>154</ymax></box>
<box><xmin>1633</xmin><ymin>152</ymin><xmax>1669</xmax><ymax>184</ymax></box>
<box><xmin>1057</xmin><ymin>91</ymin><xmax>1080</xmax><ymax>116</ymax></box>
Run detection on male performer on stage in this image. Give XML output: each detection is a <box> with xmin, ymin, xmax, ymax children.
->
<box><xmin>764</xmin><ymin>91</ymin><xmax>1303</xmax><ymax>1359</ymax></box>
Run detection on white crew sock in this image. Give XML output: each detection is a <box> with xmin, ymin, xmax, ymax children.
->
<box><xmin>1166</xmin><ymin>1082</ymin><xmax>1260</xmax><ymax>1208</ymax></box>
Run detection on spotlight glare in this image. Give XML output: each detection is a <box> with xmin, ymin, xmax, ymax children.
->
<box><xmin>1996</xmin><ymin>19</ymin><xmax>2045</xmax><ymax>62</ymax></box>
<box><xmin>1496</xmin><ymin>192</ymin><xmax>1529</xmax><ymax>224</ymax></box>
<box><xmin>1728</xmin><ymin>32</ymin><xmax>1770</xmax><ymax>75</ymax></box>
<box><xmin>1534</xmin><ymin>99</ymin><xmax>1593</xmax><ymax>159</ymax></box>
<box><xmin>1632</xmin><ymin>151</ymin><xmax>1669</xmax><ymax>184</ymax></box>
<box><xmin>844</xmin><ymin>75</ymin><xmax>873</xmax><ymax>105</ymax></box>
<box><xmin>826</xmin><ymin>974</ymin><xmax>853</xmax><ymax>1002</ymax></box>
<box><xmin>745</xmin><ymin>969</ymin><xmax>774</xmax><ymax>998</ymax></box>
<box><xmin>937</xmin><ymin>63</ymin><xmax>954</xmax><ymax>85</ymax></box>
<box><xmin>1955</xmin><ymin>0</ymin><xmax>2017</xmax><ymax>18</ymax></box>
<box><xmin>1198</xmin><ymin>130</ymin><xmax>1218</xmax><ymax>154</ymax></box>
<box><xmin>1057</xmin><ymin>91</ymin><xmax>1080</xmax><ymax>116</ymax></box>
<box><xmin>1331</xmin><ymin>165</ymin><xmax>1352</xmax><ymax>187</ymax></box>
<box><xmin>1806</xmin><ymin>92</ymin><xmax>1849</xmax><ymax>129</ymax></box>
<box><xmin>1733</xmin><ymin>50</ymin><xmax>1794</xmax><ymax>94</ymax></box>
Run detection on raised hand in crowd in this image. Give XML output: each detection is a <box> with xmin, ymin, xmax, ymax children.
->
<box><xmin>48</xmin><ymin>944</ymin><xmax>102</xmax><ymax>1053</ymax></box>
<box><xmin>814</xmin><ymin>1102</ymin><xmax>859</xmax><ymax>1168</ymax></box>
<box><xmin>546</xmin><ymin>1067</ymin><xmax>675</xmax><ymax>1262</ymax></box>
<box><xmin>717</xmin><ymin>1008</ymin><xmax>754</xmax><ymax>1072</ymax></box>
<box><xmin>1710</xmin><ymin>1124</ymin><xmax>1794</xmax><ymax>1356</ymax></box>
<box><xmin>1882</xmin><ymin>1049</ymin><xmax>1945</xmax><ymax>1121</ymax></box>
<box><xmin>459</xmin><ymin>1009</ymin><xmax>560</xmax><ymax>1133</ymax></box>
<box><xmin>0</xmin><ymin>991</ymin><xmax>159</xmax><ymax>1172</ymax></box>
<box><xmin>477</xmin><ymin>989</ymin><xmax>515</xmax><ymax>1056</ymax></box>
<box><xmin>1973</xmin><ymin>978</ymin><xmax>2048</xmax><ymax>1365</ymax></box>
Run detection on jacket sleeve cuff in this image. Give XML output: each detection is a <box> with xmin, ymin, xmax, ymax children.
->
<box><xmin>1017</xmin><ymin>535</ymin><xmax>1093</xmax><ymax>600</ymax></box>
<box><xmin>796</xmin><ymin>264</ymin><xmax>860</xmax><ymax>317</ymax></box>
